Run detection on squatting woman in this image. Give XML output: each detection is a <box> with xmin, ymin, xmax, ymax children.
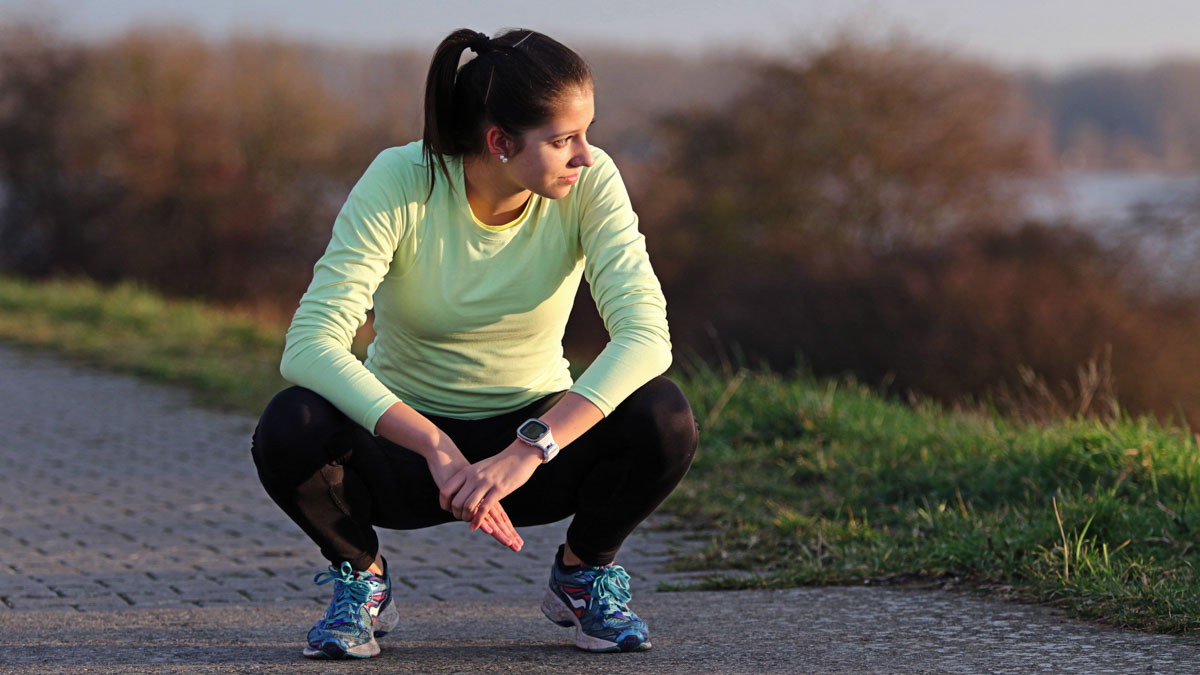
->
<box><xmin>251</xmin><ymin>27</ymin><xmax>697</xmax><ymax>659</ymax></box>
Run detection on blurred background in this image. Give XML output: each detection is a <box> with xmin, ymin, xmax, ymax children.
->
<box><xmin>2</xmin><ymin>1</ymin><xmax>1200</xmax><ymax>425</ymax></box>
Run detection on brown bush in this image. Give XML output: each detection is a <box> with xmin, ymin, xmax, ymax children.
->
<box><xmin>4</xmin><ymin>28</ymin><xmax>1198</xmax><ymax>424</ymax></box>
<box><xmin>0</xmin><ymin>26</ymin><xmax>364</xmax><ymax>302</ymax></box>
<box><xmin>0</xmin><ymin>24</ymin><xmax>86</xmax><ymax>273</ymax></box>
<box><xmin>638</xmin><ymin>37</ymin><xmax>1043</xmax><ymax>262</ymax></box>
<box><xmin>632</xmin><ymin>38</ymin><xmax>1200</xmax><ymax>425</ymax></box>
<box><xmin>655</xmin><ymin>221</ymin><xmax>1200</xmax><ymax>426</ymax></box>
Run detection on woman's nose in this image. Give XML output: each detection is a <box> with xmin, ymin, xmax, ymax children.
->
<box><xmin>572</xmin><ymin>140</ymin><xmax>594</xmax><ymax>168</ymax></box>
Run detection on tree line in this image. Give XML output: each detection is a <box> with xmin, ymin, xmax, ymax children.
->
<box><xmin>2</xmin><ymin>24</ymin><xmax>1198</xmax><ymax>424</ymax></box>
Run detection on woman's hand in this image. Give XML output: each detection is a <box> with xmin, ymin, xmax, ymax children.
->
<box><xmin>374</xmin><ymin>401</ymin><xmax>526</xmax><ymax>551</ymax></box>
<box><xmin>425</xmin><ymin>441</ymin><xmax>524</xmax><ymax>552</ymax></box>
<box><xmin>439</xmin><ymin>442</ymin><xmax>542</xmax><ymax>532</ymax></box>
<box><xmin>474</xmin><ymin>507</ymin><xmax>522</xmax><ymax>552</ymax></box>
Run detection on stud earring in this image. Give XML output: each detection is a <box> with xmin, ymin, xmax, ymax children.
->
<box><xmin>499</xmin><ymin>154</ymin><xmax>508</xmax><ymax>164</ymax></box>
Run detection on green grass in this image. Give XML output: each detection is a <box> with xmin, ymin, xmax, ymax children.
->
<box><xmin>673</xmin><ymin>367</ymin><xmax>1200</xmax><ymax>634</ymax></box>
<box><xmin>0</xmin><ymin>276</ymin><xmax>289</xmax><ymax>411</ymax></box>
<box><xmin>2</xmin><ymin>275</ymin><xmax>1198</xmax><ymax>634</ymax></box>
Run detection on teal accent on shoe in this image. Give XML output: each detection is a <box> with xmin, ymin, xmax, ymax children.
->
<box><xmin>302</xmin><ymin>560</ymin><xmax>398</xmax><ymax>659</ymax></box>
<box><xmin>541</xmin><ymin>558</ymin><xmax>651</xmax><ymax>653</ymax></box>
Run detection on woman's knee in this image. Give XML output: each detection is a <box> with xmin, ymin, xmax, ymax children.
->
<box><xmin>251</xmin><ymin>386</ymin><xmax>347</xmax><ymax>481</ymax></box>
<box><xmin>617</xmin><ymin>376</ymin><xmax>699</xmax><ymax>466</ymax></box>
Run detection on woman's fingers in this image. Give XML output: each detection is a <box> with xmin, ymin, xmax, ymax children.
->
<box><xmin>489</xmin><ymin>504</ymin><xmax>522</xmax><ymax>550</ymax></box>
<box><xmin>479</xmin><ymin>507</ymin><xmax>523</xmax><ymax>551</ymax></box>
<box><xmin>447</xmin><ymin>471</ymin><xmax>484</xmax><ymax>520</ymax></box>
<box><xmin>475</xmin><ymin>510</ymin><xmax>502</xmax><ymax>541</ymax></box>
<box><xmin>484</xmin><ymin>514</ymin><xmax>510</xmax><ymax>546</ymax></box>
<box><xmin>456</xmin><ymin>484</ymin><xmax>490</xmax><ymax>524</ymax></box>
<box><xmin>441</xmin><ymin>460</ymin><xmax>523</xmax><ymax>549</ymax></box>
<box><xmin>478</xmin><ymin>518</ymin><xmax>501</xmax><ymax>543</ymax></box>
<box><xmin>438</xmin><ymin>470</ymin><xmax>468</xmax><ymax>513</ymax></box>
<box><xmin>494</xmin><ymin>505</ymin><xmax>523</xmax><ymax>550</ymax></box>
<box><xmin>470</xmin><ymin>495</ymin><xmax>496</xmax><ymax>530</ymax></box>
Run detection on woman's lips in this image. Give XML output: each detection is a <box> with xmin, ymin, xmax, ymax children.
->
<box><xmin>560</xmin><ymin>173</ymin><xmax>580</xmax><ymax>185</ymax></box>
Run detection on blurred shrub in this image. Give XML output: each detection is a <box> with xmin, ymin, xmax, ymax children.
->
<box><xmin>639</xmin><ymin>37</ymin><xmax>1040</xmax><ymax>262</ymax></box>
<box><xmin>0</xmin><ymin>25</ymin><xmax>363</xmax><ymax>302</ymax></box>
<box><xmin>0</xmin><ymin>24</ymin><xmax>85</xmax><ymax>275</ymax></box>
<box><xmin>747</xmin><ymin>224</ymin><xmax>1200</xmax><ymax>424</ymax></box>
<box><xmin>633</xmin><ymin>38</ymin><xmax>1200</xmax><ymax>425</ymax></box>
<box><xmin>3</xmin><ymin>26</ymin><xmax>1198</xmax><ymax>424</ymax></box>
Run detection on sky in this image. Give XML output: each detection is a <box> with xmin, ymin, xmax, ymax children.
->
<box><xmin>3</xmin><ymin>0</ymin><xmax>1200</xmax><ymax>73</ymax></box>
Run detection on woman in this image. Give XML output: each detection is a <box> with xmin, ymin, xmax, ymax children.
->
<box><xmin>251</xmin><ymin>27</ymin><xmax>697</xmax><ymax>660</ymax></box>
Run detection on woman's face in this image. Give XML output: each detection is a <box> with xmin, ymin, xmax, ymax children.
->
<box><xmin>505</xmin><ymin>87</ymin><xmax>596</xmax><ymax>200</ymax></box>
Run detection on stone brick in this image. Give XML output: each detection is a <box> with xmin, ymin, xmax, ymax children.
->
<box><xmin>0</xmin><ymin>345</ymin><xmax>698</xmax><ymax>611</ymax></box>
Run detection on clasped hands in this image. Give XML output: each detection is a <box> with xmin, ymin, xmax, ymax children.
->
<box><xmin>427</xmin><ymin>441</ymin><xmax>542</xmax><ymax>552</ymax></box>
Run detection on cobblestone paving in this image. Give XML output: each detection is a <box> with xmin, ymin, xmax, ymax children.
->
<box><xmin>2</xmin><ymin>343</ymin><xmax>1200</xmax><ymax>674</ymax></box>
<box><xmin>0</xmin><ymin>345</ymin><xmax>702</xmax><ymax>614</ymax></box>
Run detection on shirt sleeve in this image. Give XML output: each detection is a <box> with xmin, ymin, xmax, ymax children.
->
<box><xmin>279</xmin><ymin>150</ymin><xmax>408</xmax><ymax>433</ymax></box>
<box><xmin>567</xmin><ymin>150</ymin><xmax>673</xmax><ymax>415</ymax></box>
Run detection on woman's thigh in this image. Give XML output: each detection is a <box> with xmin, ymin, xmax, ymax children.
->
<box><xmin>265</xmin><ymin>379</ymin><xmax>692</xmax><ymax>532</ymax></box>
<box><xmin>356</xmin><ymin>434</ymin><xmax>458</xmax><ymax>530</ymax></box>
<box><xmin>254</xmin><ymin>386</ymin><xmax>455</xmax><ymax>531</ymax></box>
<box><xmin>493</xmin><ymin>376</ymin><xmax>697</xmax><ymax>528</ymax></box>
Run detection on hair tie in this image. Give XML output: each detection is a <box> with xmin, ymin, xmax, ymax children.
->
<box><xmin>468</xmin><ymin>32</ymin><xmax>492</xmax><ymax>54</ymax></box>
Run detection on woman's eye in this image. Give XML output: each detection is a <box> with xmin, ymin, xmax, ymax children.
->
<box><xmin>553</xmin><ymin>137</ymin><xmax>571</xmax><ymax>148</ymax></box>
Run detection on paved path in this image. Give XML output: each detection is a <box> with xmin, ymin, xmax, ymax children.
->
<box><xmin>1</xmin><ymin>343</ymin><xmax>1198</xmax><ymax>673</ymax></box>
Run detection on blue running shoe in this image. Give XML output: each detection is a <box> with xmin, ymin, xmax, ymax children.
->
<box><xmin>541</xmin><ymin>548</ymin><xmax>651</xmax><ymax>652</ymax></box>
<box><xmin>302</xmin><ymin>559</ymin><xmax>399</xmax><ymax>659</ymax></box>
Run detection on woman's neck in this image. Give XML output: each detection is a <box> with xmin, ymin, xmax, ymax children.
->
<box><xmin>463</xmin><ymin>155</ymin><xmax>531</xmax><ymax>227</ymax></box>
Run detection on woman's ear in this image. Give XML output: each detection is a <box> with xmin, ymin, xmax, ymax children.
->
<box><xmin>485</xmin><ymin>126</ymin><xmax>514</xmax><ymax>159</ymax></box>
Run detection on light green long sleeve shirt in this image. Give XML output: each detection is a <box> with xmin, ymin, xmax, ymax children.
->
<box><xmin>280</xmin><ymin>142</ymin><xmax>671</xmax><ymax>431</ymax></box>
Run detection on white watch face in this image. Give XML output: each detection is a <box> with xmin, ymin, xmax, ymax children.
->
<box><xmin>518</xmin><ymin>419</ymin><xmax>549</xmax><ymax>443</ymax></box>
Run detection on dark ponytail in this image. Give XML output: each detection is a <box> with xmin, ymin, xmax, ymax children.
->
<box><xmin>421</xmin><ymin>28</ymin><xmax>593</xmax><ymax>196</ymax></box>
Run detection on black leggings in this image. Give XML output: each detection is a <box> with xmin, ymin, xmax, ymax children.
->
<box><xmin>250</xmin><ymin>376</ymin><xmax>698</xmax><ymax>570</ymax></box>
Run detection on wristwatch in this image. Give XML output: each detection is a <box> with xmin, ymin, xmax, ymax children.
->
<box><xmin>516</xmin><ymin>418</ymin><xmax>559</xmax><ymax>463</ymax></box>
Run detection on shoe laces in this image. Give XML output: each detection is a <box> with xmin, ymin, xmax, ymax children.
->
<box><xmin>314</xmin><ymin>562</ymin><xmax>375</xmax><ymax>626</ymax></box>
<box><xmin>590</xmin><ymin>564</ymin><xmax>634</xmax><ymax>618</ymax></box>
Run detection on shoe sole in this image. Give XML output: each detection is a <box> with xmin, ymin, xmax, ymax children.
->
<box><xmin>540</xmin><ymin>584</ymin><xmax>652</xmax><ymax>653</ymax></box>
<box><xmin>302</xmin><ymin>635</ymin><xmax>380</xmax><ymax>659</ymax></box>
